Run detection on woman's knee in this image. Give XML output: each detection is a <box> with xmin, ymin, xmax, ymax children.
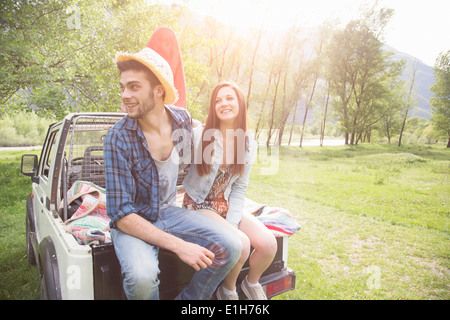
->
<box><xmin>239</xmin><ymin>213</ymin><xmax>277</xmax><ymax>258</ymax></box>
<box><xmin>252</xmin><ymin>231</ymin><xmax>277</xmax><ymax>258</ymax></box>
<box><xmin>238</xmin><ymin>231</ymin><xmax>251</xmax><ymax>263</ymax></box>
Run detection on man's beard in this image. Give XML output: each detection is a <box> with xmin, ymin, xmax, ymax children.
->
<box><xmin>127</xmin><ymin>91</ymin><xmax>156</xmax><ymax>119</ymax></box>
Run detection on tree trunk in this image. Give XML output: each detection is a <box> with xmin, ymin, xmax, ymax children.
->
<box><xmin>246</xmin><ymin>22</ymin><xmax>264</xmax><ymax>108</ymax></box>
<box><xmin>254</xmin><ymin>74</ymin><xmax>272</xmax><ymax>140</ymax></box>
<box><xmin>267</xmin><ymin>72</ymin><xmax>281</xmax><ymax>147</ymax></box>
<box><xmin>299</xmin><ymin>105</ymin><xmax>308</xmax><ymax>148</ymax></box>
<box><xmin>288</xmin><ymin>103</ymin><xmax>298</xmax><ymax>146</ymax></box>
<box><xmin>398</xmin><ymin>115</ymin><xmax>407</xmax><ymax>147</ymax></box>
<box><xmin>300</xmin><ymin>76</ymin><xmax>318</xmax><ymax>148</ymax></box>
<box><xmin>385</xmin><ymin>117</ymin><xmax>391</xmax><ymax>143</ymax></box>
<box><xmin>319</xmin><ymin>89</ymin><xmax>330</xmax><ymax>147</ymax></box>
<box><xmin>398</xmin><ymin>62</ymin><xmax>417</xmax><ymax>147</ymax></box>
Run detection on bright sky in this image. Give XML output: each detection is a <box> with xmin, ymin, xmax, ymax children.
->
<box><xmin>171</xmin><ymin>0</ymin><xmax>449</xmax><ymax>66</ymax></box>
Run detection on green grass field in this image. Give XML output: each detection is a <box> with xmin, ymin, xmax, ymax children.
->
<box><xmin>0</xmin><ymin>149</ymin><xmax>41</xmax><ymax>299</ymax></box>
<box><xmin>248</xmin><ymin>143</ymin><xmax>449</xmax><ymax>300</ymax></box>
<box><xmin>0</xmin><ymin>144</ymin><xmax>448</xmax><ymax>299</ymax></box>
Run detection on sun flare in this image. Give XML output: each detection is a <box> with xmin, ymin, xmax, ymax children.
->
<box><xmin>170</xmin><ymin>0</ymin><xmax>448</xmax><ymax>66</ymax></box>
<box><xmin>183</xmin><ymin>0</ymin><xmax>360</xmax><ymax>31</ymax></box>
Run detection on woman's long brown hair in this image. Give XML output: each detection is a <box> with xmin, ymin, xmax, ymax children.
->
<box><xmin>196</xmin><ymin>81</ymin><xmax>249</xmax><ymax>177</ymax></box>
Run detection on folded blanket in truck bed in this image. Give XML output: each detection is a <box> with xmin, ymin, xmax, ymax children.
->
<box><xmin>243</xmin><ymin>197</ymin><xmax>301</xmax><ymax>237</ymax></box>
<box><xmin>177</xmin><ymin>186</ymin><xmax>301</xmax><ymax>237</ymax></box>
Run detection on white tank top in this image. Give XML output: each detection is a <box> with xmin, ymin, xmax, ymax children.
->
<box><xmin>153</xmin><ymin>147</ymin><xmax>180</xmax><ymax>209</ymax></box>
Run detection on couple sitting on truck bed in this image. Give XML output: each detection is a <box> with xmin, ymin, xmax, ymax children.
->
<box><xmin>104</xmin><ymin>46</ymin><xmax>277</xmax><ymax>300</ymax></box>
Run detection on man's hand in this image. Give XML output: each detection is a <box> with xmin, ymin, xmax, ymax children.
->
<box><xmin>175</xmin><ymin>241</ymin><xmax>215</xmax><ymax>271</ymax></box>
<box><xmin>116</xmin><ymin>213</ymin><xmax>215</xmax><ymax>271</ymax></box>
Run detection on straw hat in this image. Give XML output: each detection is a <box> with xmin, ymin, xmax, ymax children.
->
<box><xmin>115</xmin><ymin>47</ymin><xmax>178</xmax><ymax>105</ymax></box>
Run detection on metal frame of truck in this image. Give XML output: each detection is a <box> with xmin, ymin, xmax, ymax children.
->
<box><xmin>21</xmin><ymin>113</ymin><xmax>295</xmax><ymax>300</ymax></box>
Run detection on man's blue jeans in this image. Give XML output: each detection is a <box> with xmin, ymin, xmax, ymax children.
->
<box><xmin>111</xmin><ymin>205</ymin><xmax>242</xmax><ymax>300</ymax></box>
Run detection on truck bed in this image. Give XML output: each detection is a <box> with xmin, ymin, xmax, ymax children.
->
<box><xmin>22</xmin><ymin>113</ymin><xmax>296</xmax><ymax>300</ymax></box>
<box><xmin>92</xmin><ymin>237</ymin><xmax>294</xmax><ymax>300</ymax></box>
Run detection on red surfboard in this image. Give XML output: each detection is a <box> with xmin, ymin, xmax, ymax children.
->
<box><xmin>120</xmin><ymin>27</ymin><xmax>187</xmax><ymax>112</ymax></box>
<box><xmin>147</xmin><ymin>27</ymin><xmax>187</xmax><ymax>109</ymax></box>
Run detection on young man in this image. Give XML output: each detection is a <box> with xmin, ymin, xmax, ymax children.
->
<box><xmin>104</xmin><ymin>47</ymin><xmax>242</xmax><ymax>300</ymax></box>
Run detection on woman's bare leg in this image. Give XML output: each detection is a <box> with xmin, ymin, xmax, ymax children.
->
<box><xmin>238</xmin><ymin>212</ymin><xmax>277</xmax><ymax>284</ymax></box>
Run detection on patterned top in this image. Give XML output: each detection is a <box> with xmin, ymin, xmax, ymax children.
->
<box><xmin>183</xmin><ymin>166</ymin><xmax>233</xmax><ymax>219</ymax></box>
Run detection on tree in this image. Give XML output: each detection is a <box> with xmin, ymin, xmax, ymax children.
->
<box><xmin>430</xmin><ymin>50</ymin><xmax>450</xmax><ymax>147</ymax></box>
<box><xmin>326</xmin><ymin>23</ymin><xmax>354</xmax><ymax>144</ymax></box>
<box><xmin>299</xmin><ymin>24</ymin><xmax>331</xmax><ymax>147</ymax></box>
<box><xmin>314</xmin><ymin>22</ymin><xmax>335</xmax><ymax>147</ymax></box>
<box><xmin>398</xmin><ymin>61</ymin><xmax>418</xmax><ymax>146</ymax></box>
<box><xmin>264</xmin><ymin>31</ymin><xmax>291</xmax><ymax>146</ymax></box>
<box><xmin>254</xmin><ymin>71</ymin><xmax>273</xmax><ymax>140</ymax></box>
<box><xmin>257</xmin><ymin>26</ymin><xmax>309</xmax><ymax>147</ymax></box>
<box><xmin>0</xmin><ymin>0</ymin><xmax>76</xmax><ymax>116</ymax></box>
<box><xmin>380</xmin><ymin>78</ymin><xmax>405</xmax><ymax>143</ymax></box>
<box><xmin>246</xmin><ymin>22</ymin><xmax>265</xmax><ymax>108</ymax></box>
<box><xmin>0</xmin><ymin>1</ymin><xmax>200</xmax><ymax>118</ymax></box>
<box><xmin>277</xmin><ymin>26</ymin><xmax>310</xmax><ymax>147</ymax></box>
<box><xmin>325</xmin><ymin>5</ymin><xmax>401</xmax><ymax>145</ymax></box>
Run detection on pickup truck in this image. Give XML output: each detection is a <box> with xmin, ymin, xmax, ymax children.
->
<box><xmin>20</xmin><ymin>112</ymin><xmax>296</xmax><ymax>300</ymax></box>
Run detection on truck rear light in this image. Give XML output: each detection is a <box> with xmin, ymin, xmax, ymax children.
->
<box><xmin>265</xmin><ymin>274</ymin><xmax>295</xmax><ymax>298</ymax></box>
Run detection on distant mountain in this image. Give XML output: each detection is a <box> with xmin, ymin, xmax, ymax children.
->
<box><xmin>384</xmin><ymin>45</ymin><xmax>435</xmax><ymax>119</ymax></box>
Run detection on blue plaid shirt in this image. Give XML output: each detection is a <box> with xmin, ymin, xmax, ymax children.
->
<box><xmin>104</xmin><ymin>105</ymin><xmax>192</xmax><ymax>229</ymax></box>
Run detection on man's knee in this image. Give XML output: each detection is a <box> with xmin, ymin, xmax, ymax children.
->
<box><xmin>122</xmin><ymin>265</ymin><xmax>160</xmax><ymax>300</ymax></box>
<box><xmin>207</xmin><ymin>230</ymin><xmax>242</xmax><ymax>268</ymax></box>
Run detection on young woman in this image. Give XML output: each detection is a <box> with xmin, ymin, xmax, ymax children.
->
<box><xmin>183</xmin><ymin>81</ymin><xmax>277</xmax><ymax>300</ymax></box>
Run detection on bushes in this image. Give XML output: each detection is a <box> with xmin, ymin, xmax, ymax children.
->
<box><xmin>0</xmin><ymin>111</ymin><xmax>54</xmax><ymax>147</ymax></box>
